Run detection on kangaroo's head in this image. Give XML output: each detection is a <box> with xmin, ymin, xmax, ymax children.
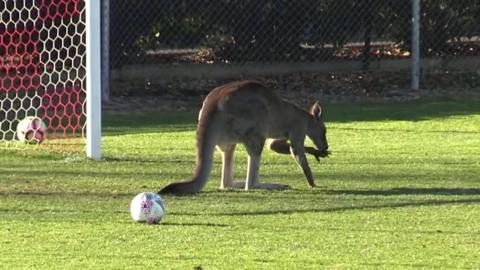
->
<box><xmin>307</xmin><ymin>102</ymin><xmax>329</xmax><ymax>154</ymax></box>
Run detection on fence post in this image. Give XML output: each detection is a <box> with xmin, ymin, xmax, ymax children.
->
<box><xmin>101</xmin><ymin>0</ymin><xmax>110</xmax><ymax>103</ymax></box>
<box><xmin>411</xmin><ymin>0</ymin><xmax>421</xmax><ymax>90</ymax></box>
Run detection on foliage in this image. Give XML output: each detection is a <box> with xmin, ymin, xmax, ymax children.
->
<box><xmin>109</xmin><ymin>0</ymin><xmax>480</xmax><ymax>65</ymax></box>
<box><xmin>383</xmin><ymin>0</ymin><xmax>480</xmax><ymax>54</ymax></box>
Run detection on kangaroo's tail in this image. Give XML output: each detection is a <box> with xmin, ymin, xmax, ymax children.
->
<box><xmin>159</xmin><ymin>116</ymin><xmax>216</xmax><ymax>195</ymax></box>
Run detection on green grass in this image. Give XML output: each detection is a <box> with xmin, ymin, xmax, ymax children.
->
<box><xmin>1</xmin><ymin>97</ymin><xmax>480</xmax><ymax>269</ymax></box>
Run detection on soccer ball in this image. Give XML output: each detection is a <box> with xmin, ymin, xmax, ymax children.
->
<box><xmin>130</xmin><ymin>192</ymin><xmax>166</xmax><ymax>224</ymax></box>
<box><xmin>16</xmin><ymin>116</ymin><xmax>47</xmax><ymax>144</ymax></box>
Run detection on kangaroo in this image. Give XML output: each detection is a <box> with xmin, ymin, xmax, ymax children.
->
<box><xmin>159</xmin><ymin>80</ymin><xmax>329</xmax><ymax>194</ymax></box>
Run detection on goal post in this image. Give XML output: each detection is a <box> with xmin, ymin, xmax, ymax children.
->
<box><xmin>86</xmin><ymin>0</ymin><xmax>102</xmax><ymax>160</ymax></box>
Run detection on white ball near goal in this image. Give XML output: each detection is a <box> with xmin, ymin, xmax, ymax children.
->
<box><xmin>16</xmin><ymin>116</ymin><xmax>47</xmax><ymax>144</ymax></box>
<box><xmin>130</xmin><ymin>192</ymin><xmax>166</xmax><ymax>224</ymax></box>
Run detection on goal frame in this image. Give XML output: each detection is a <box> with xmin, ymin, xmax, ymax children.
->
<box><xmin>86</xmin><ymin>0</ymin><xmax>102</xmax><ymax>160</ymax></box>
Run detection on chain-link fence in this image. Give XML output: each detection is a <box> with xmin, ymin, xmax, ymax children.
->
<box><xmin>107</xmin><ymin>0</ymin><xmax>480</xmax><ymax>100</ymax></box>
<box><xmin>110</xmin><ymin>1</ymin><xmax>480</xmax><ymax>65</ymax></box>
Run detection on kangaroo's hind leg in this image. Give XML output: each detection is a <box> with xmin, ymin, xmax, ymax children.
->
<box><xmin>244</xmin><ymin>135</ymin><xmax>289</xmax><ymax>190</ymax></box>
<box><xmin>217</xmin><ymin>144</ymin><xmax>238</xmax><ymax>189</ymax></box>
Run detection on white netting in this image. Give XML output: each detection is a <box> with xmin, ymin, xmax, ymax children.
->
<box><xmin>0</xmin><ymin>0</ymin><xmax>86</xmax><ymax>151</ymax></box>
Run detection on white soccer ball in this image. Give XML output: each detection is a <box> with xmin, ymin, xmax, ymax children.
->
<box><xmin>16</xmin><ymin>116</ymin><xmax>47</xmax><ymax>144</ymax></box>
<box><xmin>130</xmin><ymin>192</ymin><xmax>166</xmax><ymax>224</ymax></box>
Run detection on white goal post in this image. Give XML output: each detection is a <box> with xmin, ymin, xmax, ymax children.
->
<box><xmin>86</xmin><ymin>0</ymin><xmax>102</xmax><ymax>160</ymax></box>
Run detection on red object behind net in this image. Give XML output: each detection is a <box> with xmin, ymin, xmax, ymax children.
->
<box><xmin>1</xmin><ymin>0</ymin><xmax>86</xmax><ymax>148</ymax></box>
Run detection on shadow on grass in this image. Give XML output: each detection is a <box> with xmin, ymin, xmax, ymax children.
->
<box><xmin>103</xmin><ymin>97</ymin><xmax>480</xmax><ymax>135</ymax></box>
<box><xmin>328</xmin><ymin>226</ymin><xmax>476</xmax><ymax>236</ymax></box>
<box><xmin>161</xmin><ymin>222</ymin><xmax>229</xmax><ymax>227</ymax></box>
<box><xmin>325</xmin><ymin>187</ymin><xmax>480</xmax><ymax>196</ymax></box>
<box><xmin>171</xmin><ymin>198</ymin><xmax>480</xmax><ymax>217</ymax></box>
<box><xmin>0</xmin><ymin>190</ymin><xmax>134</xmax><ymax>198</ymax></box>
<box><xmin>103</xmin><ymin>156</ymin><xmax>195</xmax><ymax>164</ymax></box>
<box><xmin>332</xmin><ymin>126</ymin><xmax>480</xmax><ymax>134</ymax></box>
<box><xmin>326</xmin><ymin>97</ymin><xmax>480</xmax><ymax>123</ymax></box>
<box><xmin>4</xmin><ymin>190</ymin><xmax>480</xmax><ymax>220</ymax></box>
<box><xmin>0</xmin><ymin>166</ymin><xmax>191</xmax><ymax>180</ymax></box>
<box><xmin>103</xmin><ymin>111</ymin><xmax>197</xmax><ymax>136</ymax></box>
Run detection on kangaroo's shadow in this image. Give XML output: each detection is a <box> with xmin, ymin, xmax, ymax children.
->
<box><xmin>324</xmin><ymin>188</ymin><xmax>480</xmax><ymax>196</ymax></box>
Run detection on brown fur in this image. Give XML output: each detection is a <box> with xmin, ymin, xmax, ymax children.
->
<box><xmin>160</xmin><ymin>80</ymin><xmax>329</xmax><ymax>194</ymax></box>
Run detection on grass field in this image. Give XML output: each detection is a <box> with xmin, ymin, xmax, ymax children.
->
<box><xmin>1</xmin><ymin>97</ymin><xmax>479</xmax><ymax>269</ymax></box>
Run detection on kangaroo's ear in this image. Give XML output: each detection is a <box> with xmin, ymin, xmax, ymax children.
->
<box><xmin>310</xmin><ymin>101</ymin><xmax>322</xmax><ymax>121</ymax></box>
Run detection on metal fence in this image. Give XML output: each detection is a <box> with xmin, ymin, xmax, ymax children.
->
<box><xmin>106</xmin><ymin>0</ymin><xmax>480</xmax><ymax>99</ymax></box>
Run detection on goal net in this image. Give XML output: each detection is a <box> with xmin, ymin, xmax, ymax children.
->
<box><xmin>0</xmin><ymin>0</ymin><xmax>99</xmax><ymax>156</ymax></box>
